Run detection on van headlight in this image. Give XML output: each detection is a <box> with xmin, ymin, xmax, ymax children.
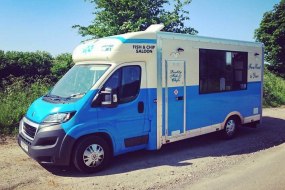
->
<box><xmin>42</xmin><ymin>112</ymin><xmax>76</xmax><ymax>124</ymax></box>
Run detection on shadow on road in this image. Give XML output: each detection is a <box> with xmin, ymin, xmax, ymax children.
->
<box><xmin>43</xmin><ymin>116</ymin><xmax>285</xmax><ymax>177</ymax></box>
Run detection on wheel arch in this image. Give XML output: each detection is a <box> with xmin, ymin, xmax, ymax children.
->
<box><xmin>72</xmin><ymin>132</ymin><xmax>114</xmax><ymax>157</ymax></box>
<box><xmin>222</xmin><ymin>111</ymin><xmax>243</xmax><ymax>129</ymax></box>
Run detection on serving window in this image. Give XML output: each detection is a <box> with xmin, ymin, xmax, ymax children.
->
<box><xmin>199</xmin><ymin>49</ymin><xmax>248</xmax><ymax>94</ymax></box>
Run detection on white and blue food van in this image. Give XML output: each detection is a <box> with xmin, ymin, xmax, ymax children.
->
<box><xmin>18</xmin><ymin>24</ymin><xmax>264</xmax><ymax>173</ymax></box>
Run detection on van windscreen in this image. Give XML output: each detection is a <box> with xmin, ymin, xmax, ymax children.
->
<box><xmin>48</xmin><ymin>64</ymin><xmax>110</xmax><ymax>99</ymax></box>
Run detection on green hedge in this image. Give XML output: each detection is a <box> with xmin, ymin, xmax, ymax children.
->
<box><xmin>263</xmin><ymin>68</ymin><xmax>285</xmax><ymax>107</ymax></box>
<box><xmin>0</xmin><ymin>50</ymin><xmax>73</xmax><ymax>135</ymax></box>
<box><xmin>0</xmin><ymin>50</ymin><xmax>73</xmax><ymax>88</ymax></box>
<box><xmin>0</xmin><ymin>77</ymin><xmax>51</xmax><ymax>134</ymax></box>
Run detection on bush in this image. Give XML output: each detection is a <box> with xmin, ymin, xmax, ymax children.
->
<box><xmin>263</xmin><ymin>68</ymin><xmax>285</xmax><ymax>107</ymax></box>
<box><xmin>0</xmin><ymin>77</ymin><xmax>51</xmax><ymax>134</ymax></box>
<box><xmin>0</xmin><ymin>50</ymin><xmax>74</xmax><ymax>135</ymax></box>
<box><xmin>0</xmin><ymin>50</ymin><xmax>73</xmax><ymax>135</ymax></box>
<box><xmin>51</xmin><ymin>53</ymin><xmax>74</xmax><ymax>80</ymax></box>
<box><xmin>0</xmin><ymin>50</ymin><xmax>73</xmax><ymax>86</ymax></box>
<box><xmin>0</xmin><ymin>51</ymin><xmax>53</xmax><ymax>80</ymax></box>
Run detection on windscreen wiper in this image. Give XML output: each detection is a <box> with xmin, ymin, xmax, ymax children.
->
<box><xmin>65</xmin><ymin>92</ymin><xmax>86</xmax><ymax>99</ymax></box>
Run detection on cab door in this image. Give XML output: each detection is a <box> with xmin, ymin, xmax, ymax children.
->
<box><xmin>96</xmin><ymin>62</ymin><xmax>148</xmax><ymax>152</ymax></box>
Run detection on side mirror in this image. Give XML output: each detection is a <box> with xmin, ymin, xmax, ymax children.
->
<box><xmin>101</xmin><ymin>87</ymin><xmax>118</xmax><ymax>108</ymax></box>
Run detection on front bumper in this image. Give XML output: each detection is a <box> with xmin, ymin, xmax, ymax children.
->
<box><xmin>18</xmin><ymin>117</ymin><xmax>75</xmax><ymax>166</ymax></box>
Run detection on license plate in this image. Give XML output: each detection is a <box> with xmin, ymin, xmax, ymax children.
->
<box><xmin>20</xmin><ymin>140</ymin><xmax>28</xmax><ymax>152</ymax></box>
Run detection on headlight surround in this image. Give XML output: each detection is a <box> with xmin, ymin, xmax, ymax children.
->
<box><xmin>42</xmin><ymin>112</ymin><xmax>76</xmax><ymax>124</ymax></box>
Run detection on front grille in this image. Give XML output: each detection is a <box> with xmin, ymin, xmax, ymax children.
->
<box><xmin>19</xmin><ymin>134</ymin><xmax>32</xmax><ymax>145</ymax></box>
<box><xmin>23</xmin><ymin>122</ymin><xmax>37</xmax><ymax>139</ymax></box>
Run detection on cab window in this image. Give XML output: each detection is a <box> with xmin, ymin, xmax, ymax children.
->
<box><xmin>103</xmin><ymin>65</ymin><xmax>141</xmax><ymax>104</ymax></box>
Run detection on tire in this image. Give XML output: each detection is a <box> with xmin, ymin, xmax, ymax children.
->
<box><xmin>73</xmin><ymin>136</ymin><xmax>111</xmax><ymax>173</ymax></box>
<box><xmin>222</xmin><ymin>117</ymin><xmax>239</xmax><ymax>139</ymax></box>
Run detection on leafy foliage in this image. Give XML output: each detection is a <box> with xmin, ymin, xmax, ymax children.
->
<box><xmin>0</xmin><ymin>51</ymin><xmax>73</xmax><ymax>89</ymax></box>
<box><xmin>263</xmin><ymin>66</ymin><xmax>285</xmax><ymax>107</ymax></box>
<box><xmin>73</xmin><ymin>0</ymin><xmax>197</xmax><ymax>38</ymax></box>
<box><xmin>0</xmin><ymin>77</ymin><xmax>51</xmax><ymax>134</ymax></box>
<box><xmin>0</xmin><ymin>50</ymin><xmax>74</xmax><ymax>134</ymax></box>
<box><xmin>0</xmin><ymin>51</ymin><xmax>53</xmax><ymax>80</ymax></box>
<box><xmin>51</xmin><ymin>53</ymin><xmax>74</xmax><ymax>80</ymax></box>
<box><xmin>255</xmin><ymin>0</ymin><xmax>285</xmax><ymax>77</ymax></box>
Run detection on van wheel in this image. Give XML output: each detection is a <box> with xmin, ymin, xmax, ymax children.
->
<box><xmin>222</xmin><ymin>117</ymin><xmax>238</xmax><ymax>139</ymax></box>
<box><xmin>73</xmin><ymin>136</ymin><xmax>111</xmax><ymax>173</ymax></box>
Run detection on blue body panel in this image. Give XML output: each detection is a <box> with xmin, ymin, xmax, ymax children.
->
<box><xmin>66</xmin><ymin>89</ymin><xmax>151</xmax><ymax>155</ymax></box>
<box><xmin>164</xmin><ymin>82</ymin><xmax>261</xmax><ymax>135</ymax></box>
<box><xmin>185</xmin><ymin>82</ymin><xmax>261</xmax><ymax>130</ymax></box>
<box><xmin>26</xmin><ymin>90</ymin><xmax>96</xmax><ymax>124</ymax></box>
<box><xmin>167</xmin><ymin>86</ymin><xmax>184</xmax><ymax>135</ymax></box>
<box><xmin>25</xmin><ymin>81</ymin><xmax>261</xmax><ymax>156</ymax></box>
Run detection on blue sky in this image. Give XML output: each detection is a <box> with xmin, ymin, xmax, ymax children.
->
<box><xmin>0</xmin><ymin>0</ymin><xmax>280</xmax><ymax>56</ymax></box>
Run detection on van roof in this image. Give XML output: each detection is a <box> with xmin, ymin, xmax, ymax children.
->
<box><xmin>72</xmin><ymin>24</ymin><xmax>263</xmax><ymax>63</ymax></box>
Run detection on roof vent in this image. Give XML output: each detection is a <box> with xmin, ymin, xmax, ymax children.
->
<box><xmin>145</xmin><ymin>24</ymin><xmax>164</xmax><ymax>32</ymax></box>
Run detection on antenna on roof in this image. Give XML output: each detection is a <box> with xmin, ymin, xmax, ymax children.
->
<box><xmin>145</xmin><ymin>24</ymin><xmax>165</xmax><ymax>32</ymax></box>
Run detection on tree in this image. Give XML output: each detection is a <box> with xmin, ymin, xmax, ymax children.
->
<box><xmin>255</xmin><ymin>0</ymin><xmax>285</xmax><ymax>77</ymax></box>
<box><xmin>73</xmin><ymin>0</ymin><xmax>197</xmax><ymax>38</ymax></box>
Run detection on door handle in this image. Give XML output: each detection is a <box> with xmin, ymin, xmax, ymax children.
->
<box><xmin>138</xmin><ymin>101</ymin><xmax>144</xmax><ymax>113</ymax></box>
<box><xmin>176</xmin><ymin>96</ymin><xmax>184</xmax><ymax>101</ymax></box>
